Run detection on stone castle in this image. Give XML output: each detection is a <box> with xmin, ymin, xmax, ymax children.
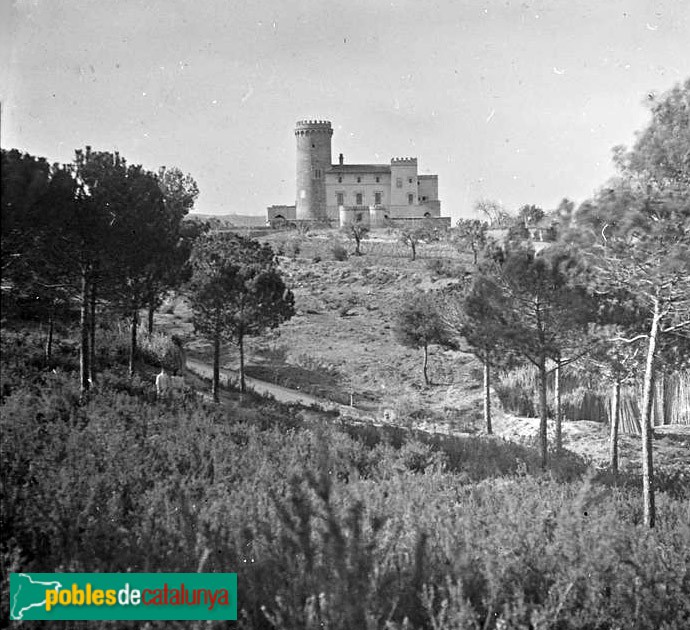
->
<box><xmin>267</xmin><ymin>120</ymin><xmax>449</xmax><ymax>228</ymax></box>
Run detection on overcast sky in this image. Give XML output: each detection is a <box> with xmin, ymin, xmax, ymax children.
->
<box><xmin>1</xmin><ymin>0</ymin><xmax>688</xmax><ymax>221</ymax></box>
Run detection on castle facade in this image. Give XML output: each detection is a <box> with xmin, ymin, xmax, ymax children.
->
<box><xmin>268</xmin><ymin>120</ymin><xmax>448</xmax><ymax>228</ymax></box>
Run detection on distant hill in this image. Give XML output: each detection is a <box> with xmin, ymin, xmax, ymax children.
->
<box><xmin>189</xmin><ymin>213</ymin><xmax>266</xmax><ymax>228</ymax></box>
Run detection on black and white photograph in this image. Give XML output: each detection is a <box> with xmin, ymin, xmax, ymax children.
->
<box><xmin>1</xmin><ymin>0</ymin><xmax>689</xmax><ymax>627</ymax></box>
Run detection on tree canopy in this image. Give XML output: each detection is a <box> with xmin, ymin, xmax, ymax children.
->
<box><xmin>453</xmin><ymin>219</ymin><xmax>489</xmax><ymax>265</ymax></box>
<box><xmin>467</xmin><ymin>246</ymin><xmax>599</xmax><ymax>465</ymax></box>
<box><xmin>1</xmin><ymin>146</ymin><xmax>199</xmax><ymax>393</ymax></box>
<box><xmin>573</xmin><ymin>78</ymin><xmax>690</xmax><ymax>527</ymax></box>
<box><xmin>395</xmin><ymin>292</ymin><xmax>452</xmax><ymax>387</ymax></box>
<box><xmin>188</xmin><ymin>232</ymin><xmax>295</xmax><ymax>397</ymax></box>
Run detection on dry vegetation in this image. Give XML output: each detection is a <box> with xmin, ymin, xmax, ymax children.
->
<box><xmin>2</xmin><ymin>317</ymin><xmax>689</xmax><ymax>629</ymax></box>
<box><xmin>156</xmin><ymin>229</ymin><xmax>690</xmax><ymax>479</ymax></box>
<box><xmin>3</xmin><ymin>229</ymin><xmax>689</xmax><ymax>629</ymax></box>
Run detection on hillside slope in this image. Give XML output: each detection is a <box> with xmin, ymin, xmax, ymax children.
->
<box><xmin>156</xmin><ymin>232</ymin><xmax>689</xmax><ymax>477</ymax></box>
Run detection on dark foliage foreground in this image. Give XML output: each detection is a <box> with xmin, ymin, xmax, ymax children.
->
<box><xmin>1</xmin><ymin>333</ymin><xmax>689</xmax><ymax>630</ymax></box>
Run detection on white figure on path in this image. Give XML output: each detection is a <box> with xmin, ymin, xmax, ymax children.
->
<box><xmin>156</xmin><ymin>366</ymin><xmax>172</xmax><ymax>400</ymax></box>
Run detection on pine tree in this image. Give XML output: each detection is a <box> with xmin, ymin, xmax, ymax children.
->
<box><xmin>576</xmin><ymin>79</ymin><xmax>690</xmax><ymax>527</ymax></box>
<box><xmin>442</xmin><ymin>274</ymin><xmax>511</xmax><ymax>435</ymax></box>
<box><xmin>467</xmin><ymin>247</ymin><xmax>598</xmax><ymax>465</ymax></box>
<box><xmin>394</xmin><ymin>292</ymin><xmax>453</xmax><ymax>387</ymax></box>
<box><xmin>188</xmin><ymin>233</ymin><xmax>295</xmax><ymax>399</ymax></box>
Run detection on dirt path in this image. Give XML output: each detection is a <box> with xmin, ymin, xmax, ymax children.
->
<box><xmin>186</xmin><ymin>357</ymin><xmax>341</xmax><ymax>410</ymax></box>
<box><xmin>182</xmin><ymin>346</ymin><xmax>690</xmax><ymax>475</ymax></box>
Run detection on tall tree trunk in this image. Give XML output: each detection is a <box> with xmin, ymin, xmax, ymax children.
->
<box><xmin>659</xmin><ymin>371</ymin><xmax>669</xmax><ymax>425</ymax></box>
<box><xmin>422</xmin><ymin>344</ymin><xmax>429</xmax><ymax>386</ymax></box>
<box><xmin>212</xmin><ymin>334</ymin><xmax>220</xmax><ymax>403</ymax></box>
<box><xmin>45</xmin><ymin>300</ymin><xmax>55</xmax><ymax>368</ymax></box>
<box><xmin>609</xmin><ymin>378</ymin><xmax>621</xmax><ymax>475</ymax></box>
<box><xmin>79</xmin><ymin>270</ymin><xmax>90</xmax><ymax>398</ymax></box>
<box><xmin>640</xmin><ymin>298</ymin><xmax>661</xmax><ymax>529</ymax></box>
<box><xmin>472</xmin><ymin>246</ymin><xmax>478</xmax><ymax>266</ymax></box>
<box><xmin>147</xmin><ymin>301</ymin><xmax>155</xmax><ymax>335</ymax></box>
<box><xmin>89</xmin><ymin>283</ymin><xmax>97</xmax><ymax>385</ymax></box>
<box><xmin>538</xmin><ymin>358</ymin><xmax>548</xmax><ymax>470</ymax></box>
<box><xmin>129</xmin><ymin>308</ymin><xmax>138</xmax><ymax>377</ymax></box>
<box><xmin>411</xmin><ymin>241</ymin><xmax>416</xmax><ymax>261</ymax></box>
<box><xmin>483</xmin><ymin>358</ymin><xmax>492</xmax><ymax>435</ymax></box>
<box><xmin>239</xmin><ymin>333</ymin><xmax>246</xmax><ymax>393</ymax></box>
<box><xmin>554</xmin><ymin>357</ymin><xmax>562</xmax><ymax>451</ymax></box>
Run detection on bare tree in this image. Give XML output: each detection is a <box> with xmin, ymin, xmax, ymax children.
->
<box><xmin>340</xmin><ymin>214</ymin><xmax>369</xmax><ymax>256</ymax></box>
<box><xmin>473</xmin><ymin>198</ymin><xmax>512</xmax><ymax>228</ymax></box>
<box><xmin>453</xmin><ymin>219</ymin><xmax>488</xmax><ymax>265</ymax></box>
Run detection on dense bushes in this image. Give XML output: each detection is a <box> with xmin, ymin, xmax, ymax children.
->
<box><xmin>2</xmin><ymin>335</ymin><xmax>690</xmax><ymax>629</ymax></box>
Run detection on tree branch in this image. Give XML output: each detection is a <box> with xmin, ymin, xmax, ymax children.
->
<box><xmin>661</xmin><ymin>320</ymin><xmax>690</xmax><ymax>334</ymax></box>
<box><xmin>610</xmin><ymin>333</ymin><xmax>648</xmax><ymax>344</ymax></box>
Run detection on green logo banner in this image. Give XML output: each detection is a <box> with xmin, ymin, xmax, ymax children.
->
<box><xmin>9</xmin><ymin>573</ymin><xmax>237</xmax><ymax>621</ymax></box>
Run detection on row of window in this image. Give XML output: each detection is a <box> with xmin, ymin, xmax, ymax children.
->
<box><xmin>336</xmin><ymin>175</ymin><xmax>384</xmax><ymax>184</ymax></box>
<box><xmin>336</xmin><ymin>192</ymin><xmax>416</xmax><ymax>205</ymax></box>
<box><xmin>329</xmin><ymin>175</ymin><xmax>416</xmax><ymax>185</ymax></box>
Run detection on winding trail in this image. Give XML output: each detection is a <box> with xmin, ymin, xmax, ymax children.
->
<box><xmin>182</xmin><ymin>350</ymin><xmax>690</xmax><ymax>474</ymax></box>
<box><xmin>185</xmin><ymin>357</ymin><xmax>345</xmax><ymax>411</ymax></box>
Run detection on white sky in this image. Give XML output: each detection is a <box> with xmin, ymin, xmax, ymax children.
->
<box><xmin>1</xmin><ymin>0</ymin><xmax>689</xmax><ymax>221</ymax></box>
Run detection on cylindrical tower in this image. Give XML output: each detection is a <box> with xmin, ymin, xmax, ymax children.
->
<box><xmin>295</xmin><ymin>120</ymin><xmax>333</xmax><ymax>222</ymax></box>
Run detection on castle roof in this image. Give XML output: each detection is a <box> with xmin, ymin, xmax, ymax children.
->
<box><xmin>328</xmin><ymin>164</ymin><xmax>391</xmax><ymax>174</ymax></box>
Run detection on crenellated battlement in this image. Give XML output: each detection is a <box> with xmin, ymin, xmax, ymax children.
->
<box><xmin>390</xmin><ymin>157</ymin><xmax>417</xmax><ymax>164</ymax></box>
<box><xmin>296</xmin><ymin>119</ymin><xmax>332</xmax><ymax>127</ymax></box>
<box><xmin>295</xmin><ymin>120</ymin><xmax>333</xmax><ymax>135</ymax></box>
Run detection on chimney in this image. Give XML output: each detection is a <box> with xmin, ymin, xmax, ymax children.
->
<box><xmin>339</xmin><ymin>153</ymin><xmax>344</xmax><ymax>165</ymax></box>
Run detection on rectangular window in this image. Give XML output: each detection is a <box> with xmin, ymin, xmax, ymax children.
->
<box><xmin>356</xmin><ymin>176</ymin><xmax>361</xmax><ymax>183</ymax></box>
<box><xmin>336</xmin><ymin>192</ymin><xmax>344</xmax><ymax>206</ymax></box>
<box><xmin>374</xmin><ymin>192</ymin><xmax>382</xmax><ymax>205</ymax></box>
<box><xmin>314</xmin><ymin>169</ymin><xmax>321</xmax><ymax>179</ymax></box>
<box><xmin>408</xmin><ymin>178</ymin><xmax>413</xmax><ymax>184</ymax></box>
<box><xmin>375</xmin><ymin>176</ymin><xmax>380</xmax><ymax>183</ymax></box>
<box><xmin>408</xmin><ymin>193</ymin><xmax>414</xmax><ymax>205</ymax></box>
<box><xmin>338</xmin><ymin>176</ymin><xmax>342</xmax><ymax>183</ymax></box>
<box><xmin>356</xmin><ymin>193</ymin><xmax>363</xmax><ymax>205</ymax></box>
<box><xmin>396</xmin><ymin>178</ymin><xmax>402</xmax><ymax>188</ymax></box>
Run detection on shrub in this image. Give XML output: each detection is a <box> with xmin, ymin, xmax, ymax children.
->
<box><xmin>425</xmin><ymin>257</ymin><xmax>466</xmax><ymax>278</ymax></box>
<box><xmin>97</xmin><ymin>322</ymin><xmax>178</xmax><ymax>369</ymax></box>
<box><xmin>331</xmin><ymin>242</ymin><xmax>348</xmax><ymax>261</ymax></box>
<box><xmin>3</xmin><ymin>342</ymin><xmax>690</xmax><ymax>629</ymax></box>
